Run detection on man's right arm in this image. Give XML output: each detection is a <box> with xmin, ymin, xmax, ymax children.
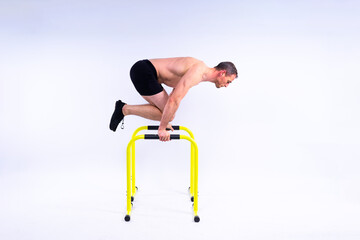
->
<box><xmin>158</xmin><ymin>63</ymin><xmax>205</xmax><ymax>141</ymax></box>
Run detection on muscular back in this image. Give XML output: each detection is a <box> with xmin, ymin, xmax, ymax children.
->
<box><xmin>149</xmin><ymin>57</ymin><xmax>204</xmax><ymax>88</ymax></box>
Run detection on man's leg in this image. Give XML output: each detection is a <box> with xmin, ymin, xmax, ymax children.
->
<box><xmin>122</xmin><ymin>104</ymin><xmax>162</xmax><ymax>121</ymax></box>
<box><xmin>122</xmin><ymin>89</ymin><xmax>169</xmax><ymax>121</ymax></box>
<box><xmin>110</xmin><ymin>90</ymin><xmax>171</xmax><ymax>131</ymax></box>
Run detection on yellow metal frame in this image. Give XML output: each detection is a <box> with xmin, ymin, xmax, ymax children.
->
<box><xmin>125</xmin><ymin>126</ymin><xmax>199</xmax><ymax>222</ymax></box>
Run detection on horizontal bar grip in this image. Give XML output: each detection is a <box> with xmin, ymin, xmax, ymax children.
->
<box><xmin>144</xmin><ymin>134</ymin><xmax>180</xmax><ymax>140</ymax></box>
<box><xmin>147</xmin><ymin>125</ymin><xmax>180</xmax><ymax>131</ymax></box>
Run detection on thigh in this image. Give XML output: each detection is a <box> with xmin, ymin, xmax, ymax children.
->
<box><xmin>142</xmin><ymin>90</ymin><xmax>169</xmax><ymax>112</ymax></box>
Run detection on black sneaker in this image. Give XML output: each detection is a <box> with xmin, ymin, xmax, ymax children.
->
<box><xmin>109</xmin><ymin>100</ymin><xmax>126</xmax><ymax>132</ymax></box>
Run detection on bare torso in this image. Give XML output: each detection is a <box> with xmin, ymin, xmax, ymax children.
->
<box><xmin>149</xmin><ymin>57</ymin><xmax>204</xmax><ymax>88</ymax></box>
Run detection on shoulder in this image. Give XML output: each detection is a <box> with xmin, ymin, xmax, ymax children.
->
<box><xmin>178</xmin><ymin>61</ymin><xmax>207</xmax><ymax>88</ymax></box>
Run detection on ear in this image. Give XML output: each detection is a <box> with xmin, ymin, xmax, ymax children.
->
<box><xmin>219</xmin><ymin>70</ymin><xmax>226</xmax><ymax>76</ymax></box>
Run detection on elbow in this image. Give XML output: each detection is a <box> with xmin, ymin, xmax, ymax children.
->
<box><xmin>168</xmin><ymin>96</ymin><xmax>181</xmax><ymax>107</ymax></box>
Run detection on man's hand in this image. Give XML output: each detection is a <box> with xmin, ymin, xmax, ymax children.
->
<box><xmin>158</xmin><ymin>124</ymin><xmax>174</xmax><ymax>142</ymax></box>
<box><xmin>166</xmin><ymin>123</ymin><xmax>174</xmax><ymax>132</ymax></box>
<box><xmin>158</xmin><ymin>128</ymin><xmax>170</xmax><ymax>142</ymax></box>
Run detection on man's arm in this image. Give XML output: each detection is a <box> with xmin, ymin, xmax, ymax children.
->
<box><xmin>158</xmin><ymin>63</ymin><xmax>204</xmax><ymax>141</ymax></box>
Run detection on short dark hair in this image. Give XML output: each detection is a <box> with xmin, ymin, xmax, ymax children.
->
<box><xmin>214</xmin><ymin>62</ymin><xmax>238</xmax><ymax>78</ymax></box>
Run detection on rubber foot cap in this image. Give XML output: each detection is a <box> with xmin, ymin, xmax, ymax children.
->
<box><xmin>191</xmin><ymin>196</ymin><xmax>194</xmax><ymax>202</ymax></box>
<box><xmin>131</xmin><ymin>196</ymin><xmax>134</xmax><ymax>202</ymax></box>
<box><xmin>124</xmin><ymin>215</ymin><xmax>131</xmax><ymax>222</ymax></box>
<box><xmin>194</xmin><ymin>216</ymin><xmax>200</xmax><ymax>223</ymax></box>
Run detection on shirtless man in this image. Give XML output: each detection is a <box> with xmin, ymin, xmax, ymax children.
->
<box><xmin>110</xmin><ymin>57</ymin><xmax>238</xmax><ymax>141</ymax></box>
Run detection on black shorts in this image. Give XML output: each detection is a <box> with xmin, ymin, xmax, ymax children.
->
<box><xmin>130</xmin><ymin>59</ymin><xmax>163</xmax><ymax>96</ymax></box>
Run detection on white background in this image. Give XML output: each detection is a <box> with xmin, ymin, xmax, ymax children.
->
<box><xmin>1</xmin><ymin>0</ymin><xmax>360</xmax><ymax>239</ymax></box>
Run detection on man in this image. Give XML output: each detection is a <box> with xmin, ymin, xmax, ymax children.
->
<box><xmin>110</xmin><ymin>57</ymin><xmax>238</xmax><ymax>141</ymax></box>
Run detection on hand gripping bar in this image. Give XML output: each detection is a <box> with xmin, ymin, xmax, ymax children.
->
<box><xmin>147</xmin><ymin>125</ymin><xmax>180</xmax><ymax>131</ymax></box>
<box><xmin>144</xmin><ymin>134</ymin><xmax>181</xmax><ymax>140</ymax></box>
<box><xmin>132</xmin><ymin>125</ymin><xmax>194</xmax><ymax>140</ymax></box>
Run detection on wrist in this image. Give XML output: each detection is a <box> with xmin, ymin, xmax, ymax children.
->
<box><xmin>159</xmin><ymin>122</ymin><xmax>167</xmax><ymax>130</ymax></box>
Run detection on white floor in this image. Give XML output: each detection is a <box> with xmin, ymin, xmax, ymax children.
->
<box><xmin>1</xmin><ymin>146</ymin><xmax>360</xmax><ymax>240</ymax></box>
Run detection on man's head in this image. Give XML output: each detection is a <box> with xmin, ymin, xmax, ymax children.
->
<box><xmin>214</xmin><ymin>62</ymin><xmax>238</xmax><ymax>88</ymax></box>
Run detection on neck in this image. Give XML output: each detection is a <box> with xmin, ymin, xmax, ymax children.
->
<box><xmin>202</xmin><ymin>68</ymin><xmax>217</xmax><ymax>83</ymax></box>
